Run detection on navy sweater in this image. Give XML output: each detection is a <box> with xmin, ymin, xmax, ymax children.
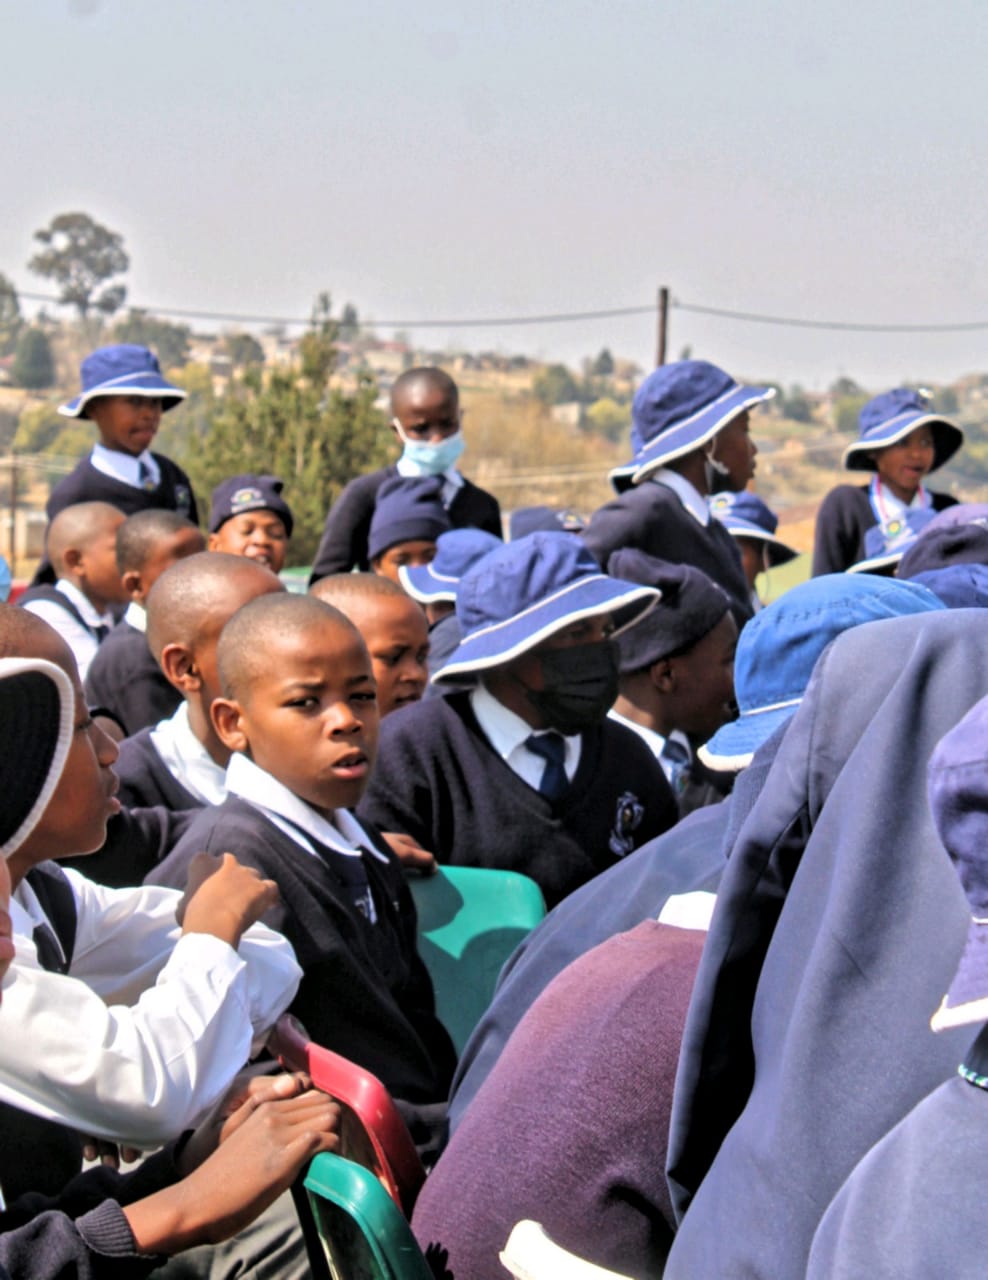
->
<box><xmin>148</xmin><ymin>799</ymin><xmax>456</xmax><ymax>1115</ymax></box>
<box><xmin>582</xmin><ymin>481</ymin><xmax>753</xmax><ymax>624</ymax></box>
<box><xmin>811</xmin><ymin>482</ymin><xmax>957</xmax><ymax>575</ymax></box>
<box><xmin>84</xmin><ymin>622</ymin><xmax>180</xmax><ymax>738</ymax></box>
<box><xmin>115</xmin><ymin>729</ymin><xmax>203</xmax><ymax>813</ymax></box>
<box><xmin>308</xmin><ymin>464</ymin><xmax>502</xmax><ymax>582</ymax></box>
<box><xmin>358</xmin><ymin>691</ymin><xmax>678</xmax><ymax>909</ymax></box>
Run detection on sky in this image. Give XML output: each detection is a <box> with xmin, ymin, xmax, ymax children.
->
<box><xmin>2</xmin><ymin>0</ymin><xmax>988</xmax><ymax>391</ymax></box>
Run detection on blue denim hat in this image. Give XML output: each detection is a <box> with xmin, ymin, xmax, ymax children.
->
<box><xmin>842</xmin><ymin>387</ymin><xmax>963</xmax><ymax>473</ymax></box>
<box><xmin>433</xmin><ymin>531</ymin><xmax>659</xmax><ymax>684</ymax></box>
<box><xmin>59</xmin><ymin>344</ymin><xmax>188</xmax><ymax>419</ymax></box>
<box><xmin>847</xmin><ymin>508</ymin><xmax>938</xmax><ymax>576</ymax></box>
<box><xmin>508</xmin><ymin>506</ymin><xmax>585</xmax><ymax>540</ymax></box>
<box><xmin>911</xmin><ymin>565</ymin><xmax>988</xmax><ymax>610</ymax></box>
<box><xmin>929</xmin><ymin>692</ymin><xmax>988</xmax><ymax>1031</ymax></box>
<box><xmin>619</xmin><ymin>360</ymin><xmax>774</xmax><ymax>485</ymax></box>
<box><xmin>400</xmin><ymin>528</ymin><xmax>502</xmax><ymax>604</ymax></box>
<box><xmin>209</xmin><ymin>474</ymin><xmax>294</xmax><ymax>537</ymax></box>
<box><xmin>367</xmin><ymin>476</ymin><xmax>451</xmax><ymax>562</ymax></box>
<box><xmin>708</xmin><ymin>491</ymin><xmax>798</xmax><ymax>568</ymax></box>
<box><xmin>700</xmin><ymin>574</ymin><xmax>945</xmax><ymax>770</ymax></box>
<box><xmin>897</xmin><ymin>516</ymin><xmax>988</xmax><ymax>579</ymax></box>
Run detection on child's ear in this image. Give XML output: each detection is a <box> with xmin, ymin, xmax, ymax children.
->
<box><xmin>63</xmin><ymin>546</ymin><xmax>84</xmax><ymax>576</ymax></box>
<box><xmin>206</xmin><ymin>532</ymin><xmax>221</xmax><ymax>552</ymax></box>
<box><xmin>120</xmin><ymin>568</ymin><xmax>143</xmax><ymax>602</ymax></box>
<box><xmin>160</xmin><ymin>642</ymin><xmax>202</xmax><ymax>693</ymax></box>
<box><xmin>212</xmin><ymin>697</ymin><xmax>248</xmax><ymax>754</ymax></box>
<box><xmin>650</xmin><ymin>657</ymin><xmax>677</xmax><ymax>695</ymax></box>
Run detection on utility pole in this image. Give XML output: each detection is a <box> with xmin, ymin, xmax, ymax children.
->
<box><xmin>656</xmin><ymin>286</ymin><xmax>669</xmax><ymax>367</ymax></box>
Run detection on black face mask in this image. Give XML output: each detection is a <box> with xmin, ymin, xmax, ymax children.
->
<box><xmin>523</xmin><ymin>639</ymin><xmax>620</xmax><ymax>735</ymax></box>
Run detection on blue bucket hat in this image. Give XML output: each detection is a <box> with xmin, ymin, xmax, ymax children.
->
<box><xmin>368</xmin><ymin>476</ymin><xmax>451</xmax><ymax>562</ymax></box>
<box><xmin>433</xmin><ymin>531</ymin><xmax>660</xmax><ymax>684</ymax></box>
<box><xmin>708</xmin><ymin>491</ymin><xmax>798</xmax><ymax>568</ymax></box>
<box><xmin>847</xmin><ymin>508</ymin><xmax>938</xmax><ymax>576</ymax></box>
<box><xmin>897</xmin><ymin>516</ymin><xmax>988</xmax><ymax>579</ymax></box>
<box><xmin>619</xmin><ymin>360</ymin><xmax>774</xmax><ymax>485</ymax></box>
<box><xmin>400</xmin><ymin>528</ymin><xmax>502</xmax><ymax>604</ymax></box>
<box><xmin>929</xmin><ymin>693</ymin><xmax>988</xmax><ymax>1031</ymax></box>
<box><xmin>508</xmin><ymin>506</ymin><xmax>585</xmax><ymax>540</ymax></box>
<box><xmin>841</xmin><ymin>387</ymin><xmax>963</xmax><ymax>473</ymax></box>
<box><xmin>911</xmin><ymin>565</ymin><xmax>988</xmax><ymax>610</ymax></box>
<box><xmin>59</xmin><ymin>344</ymin><xmax>188</xmax><ymax>419</ymax></box>
<box><xmin>699</xmin><ymin>574</ymin><xmax>945</xmax><ymax>770</ymax></box>
<box><xmin>209</xmin><ymin>474</ymin><xmax>294</xmax><ymax>538</ymax></box>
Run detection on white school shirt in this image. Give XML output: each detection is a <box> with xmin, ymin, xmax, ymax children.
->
<box><xmin>470</xmin><ymin>682</ymin><xmax>581</xmax><ymax>792</ymax></box>
<box><xmin>150</xmin><ymin>702</ymin><xmax>228</xmax><ymax>806</ymax></box>
<box><xmin>90</xmin><ymin>442</ymin><xmax>160</xmax><ymax>489</ymax></box>
<box><xmin>0</xmin><ymin>869</ymin><xmax>301</xmax><ymax>1148</ymax></box>
<box><xmin>607</xmin><ymin>709</ymin><xmax>692</xmax><ymax>788</ymax></box>
<box><xmin>22</xmin><ymin>580</ymin><xmax>116</xmax><ymax>682</ymax></box>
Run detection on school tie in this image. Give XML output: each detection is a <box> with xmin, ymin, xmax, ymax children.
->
<box><xmin>525</xmin><ymin>732</ymin><xmax>569</xmax><ymax>802</ymax></box>
<box><xmin>660</xmin><ymin>736</ymin><xmax>691</xmax><ymax>797</ymax></box>
<box><xmin>32</xmin><ymin>921</ymin><xmax>68</xmax><ymax>974</ymax></box>
<box><xmin>137</xmin><ymin>459</ymin><xmax>156</xmax><ymax>491</ymax></box>
<box><xmin>91</xmin><ymin>624</ymin><xmax>110</xmax><ymax>644</ymax></box>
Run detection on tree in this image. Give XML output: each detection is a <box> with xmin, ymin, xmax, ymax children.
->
<box><xmin>933</xmin><ymin>386</ymin><xmax>959</xmax><ymax>415</ymax></box>
<box><xmin>590</xmin><ymin>347</ymin><xmax>615</xmax><ymax>377</ymax></box>
<box><xmin>223</xmin><ymin>332</ymin><xmax>265</xmax><ymax>368</ymax></box>
<box><xmin>829</xmin><ymin>376</ymin><xmax>861</xmax><ymax>399</ymax></box>
<box><xmin>114</xmin><ymin>311</ymin><xmax>191</xmax><ymax>370</ymax></box>
<box><xmin>338</xmin><ymin>303</ymin><xmax>360</xmax><ymax>342</ymax></box>
<box><xmin>584</xmin><ymin>396</ymin><xmax>629</xmax><ymax>441</ymax></box>
<box><xmin>29</xmin><ymin>212</ymin><xmax>129</xmax><ymax>320</ymax></box>
<box><xmin>533</xmin><ymin>363</ymin><xmax>580</xmax><ymax>406</ymax></box>
<box><xmin>782</xmin><ymin>385</ymin><xmax>813</xmax><ymax>423</ymax></box>
<box><xmin>12</xmin><ymin>328</ymin><xmax>54</xmax><ymax>389</ymax></box>
<box><xmin>0</xmin><ymin>273</ymin><xmax>22</xmax><ymax>357</ymax></box>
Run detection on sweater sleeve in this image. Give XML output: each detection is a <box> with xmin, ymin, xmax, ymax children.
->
<box><xmin>309</xmin><ymin>472</ymin><xmax>383</xmax><ymax>581</ymax></box>
<box><xmin>356</xmin><ymin>714</ymin><xmax>438</xmax><ymax>852</ymax></box>
<box><xmin>0</xmin><ymin>1205</ymin><xmax>162</xmax><ymax>1280</ymax></box>
<box><xmin>812</xmin><ymin>486</ymin><xmax>868</xmax><ymax>576</ymax></box>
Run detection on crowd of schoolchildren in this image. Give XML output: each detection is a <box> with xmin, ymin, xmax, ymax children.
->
<box><xmin>2</xmin><ymin>339</ymin><xmax>988</xmax><ymax>1278</ymax></box>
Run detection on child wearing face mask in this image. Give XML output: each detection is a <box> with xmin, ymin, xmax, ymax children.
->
<box><xmin>308</xmin><ymin>367</ymin><xmax>502</xmax><ymax>583</ymax></box>
<box><xmin>358</xmin><ymin>532</ymin><xmax>678</xmax><ymax>908</ymax></box>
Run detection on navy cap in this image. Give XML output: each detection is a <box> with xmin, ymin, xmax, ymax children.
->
<box><xmin>708</xmin><ymin>491</ymin><xmax>798</xmax><ymax>568</ymax></box>
<box><xmin>911</xmin><ymin>565</ymin><xmax>988</xmax><ymax>610</ymax></box>
<box><xmin>209</xmin><ymin>474</ymin><xmax>294</xmax><ymax>537</ymax></box>
<box><xmin>929</xmin><ymin>692</ymin><xmax>988</xmax><ymax>1031</ymax></box>
<box><xmin>607</xmin><ymin>550</ymin><xmax>731</xmax><ymax>673</ymax></box>
<box><xmin>434</xmin><ymin>532</ymin><xmax>659</xmax><ymax>684</ymax></box>
<box><xmin>59</xmin><ymin>344</ymin><xmax>187</xmax><ymax>419</ymax></box>
<box><xmin>897</xmin><ymin>517</ymin><xmax>988</xmax><ymax>579</ymax></box>
<box><xmin>617</xmin><ymin>360</ymin><xmax>774</xmax><ymax>485</ymax></box>
<box><xmin>368</xmin><ymin>476</ymin><xmax>451</xmax><ymax>562</ymax></box>
<box><xmin>400</xmin><ymin>527</ymin><xmax>501</xmax><ymax>604</ymax></box>
<box><xmin>508</xmin><ymin>506</ymin><xmax>585</xmax><ymax>540</ymax></box>
<box><xmin>842</xmin><ymin>387</ymin><xmax>963</xmax><ymax>473</ymax></box>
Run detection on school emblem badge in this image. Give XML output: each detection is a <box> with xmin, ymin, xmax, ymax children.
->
<box><xmin>175</xmin><ymin>485</ymin><xmax>193</xmax><ymax>516</ymax></box>
<box><xmin>231</xmin><ymin>486</ymin><xmax>264</xmax><ymax>513</ymax></box>
<box><xmin>609</xmin><ymin>790</ymin><xmax>645</xmax><ymax>858</ymax></box>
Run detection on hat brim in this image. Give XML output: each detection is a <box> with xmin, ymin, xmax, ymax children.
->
<box><xmin>399</xmin><ymin>561</ymin><xmax>459</xmax><ymax>605</ymax></box>
<box><xmin>629</xmin><ymin>384</ymin><xmax>775</xmax><ymax>486</ymax></box>
<box><xmin>0</xmin><ymin>658</ymin><xmax>75</xmax><ymax>859</ymax></box>
<box><xmin>60</xmin><ymin>374</ymin><xmax>187</xmax><ymax>419</ymax></box>
<box><xmin>931</xmin><ymin>920</ymin><xmax>988</xmax><ymax>1032</ymax></box>
<box><xmin>698</xmin><ymin>698</ymin><xmax>800</xmax><ymax>772</ymax></box>
<box><xmin>608</xmin><ymin>463</ymin><xmax>638</xmax><ymax>495</ymax></box>
<box><xmin>846</xmin><ymin>552</ymin><xmax>905</xmax><ymax>576</ymax></box>
<box><xmin>721</xmin><ymin>520</ymin><xmax>799</xmax><ymax>567</ymax></box>
<box><xmin>432</xmin><ymin>577</ymin><xmax>659</xmax><ymax>684</ymax></box>
<box><xmin>842</xmin><ymin>414</ymin><xmax>963</xmax><ymax>473</ymax></box>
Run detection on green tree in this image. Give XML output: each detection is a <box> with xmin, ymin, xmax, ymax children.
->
<box><xmin>338</xmin><ymin>303</ymin><xmax>360</xmax><ymax>342</ymax></box>
<box><xmin>533</xmin><ymin>363</ymin><xmax>579</xmax><ymax>406</ymax></box>
<box><xmin>782</xmin><ymin>385</ymin><xmax>813</xmax><ymax>423</ymax></box>
<box><xmin>584</xmin><ymin>396</ymin><xmax>629</xmax><ymax>441</ymax></box>
<box><xmin>29</xmin><ymin>212</ymin><xmax>129</xmax><ymax>319</ymax></box>
<box><xmin>0</xmin><ymin>273</ymin><xmax>22</xmax><ymax>357</ymax></box>
<box><xmin>114</xmin><ymin>311</ymin><xmax>191</xmax><ymax>370</ymax></box>
<box><xmin>590</xmin><ymin>347</ymin><xmax>615</xmax><ymax>377</ymax></box>
<box><xmin>12</xmin><ymin>328</ymin><xmax>55</xmax><ymax>389</ymax></box>
<box><xmin>834</xmin><ymin>394</ymin><xmax>868</xmax><ymax>436</ymax></box>
<box><xmin>830</xmin><ymin>376</ymin><xmax>862</xmax><ymax>399</ymax></box>
<box><xmin>933</xmin><ymin>386</ymin><xmax>959</xmax><ymax>415</ymax></box>
<box><xmin>13</xmin><ymin>402</ymin><xmax>64</xmax><ymax>452</ymax></box>
<box><xmin>223</xmin><ymin>332</ymin><xmax>265</xmax><ymax>368</ymax></box>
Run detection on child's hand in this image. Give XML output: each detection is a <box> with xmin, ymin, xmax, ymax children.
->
<box><xmin>177</xmin><ymin>1067</ymin><xmax>313</xmax><ymax>1176</ymax></box>
<box><xmin>383</xmin><ymin>831</ymin><xmax>437</xmax><ymax>874</ymax></box>
<box><xmin>179</xmin><ymin>852</ymin><xmax>279</xmax><ymax>949</ymax></box>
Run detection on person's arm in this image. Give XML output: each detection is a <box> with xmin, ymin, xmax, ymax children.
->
<box><xmin>811</xmin><ymin>487</ymin><xmax>863</xmax><ymax>577</ymax></box>
<box><xmin>308</xmin><ymin>473</ymin><xmax>382</xmax><ymax>583</ymax></box>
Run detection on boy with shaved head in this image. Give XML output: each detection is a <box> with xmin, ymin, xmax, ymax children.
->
<box><xmin>309</xmin><ymin>366</ymin><xmax>501</xmax><ymax>582</ymax></box>
<box><xmin>114</xmin><ymin>552</ymin><xmax>284</xmax><ymax>813</ymax></box>
<box><xmin>149</xmin><ymin>594</ymin><xmax>455</xmax><ymax>1150</ymax></box>
<box><xmin>20</xmin><ymin>502</ymin><xmax>127</xmax><ymax>680</ymax></box>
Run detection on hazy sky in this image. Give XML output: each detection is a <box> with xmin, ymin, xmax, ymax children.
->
<box><xmin>2</xmin><ymin>0</ymin><xmax>987</xmax><ymax>390</ymax></box>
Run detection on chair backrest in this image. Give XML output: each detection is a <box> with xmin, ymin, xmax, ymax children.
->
<box><xmin>499</xmin><ymin>1220</ymin><xmax>636</xmax><ymax>1280</ymax></box>
<box><xmin>270</xmin><ymin>1015</ymin><xmax>425</xmax><ymax>1215</ymax></box>
<box><xmin>304</xmin><ymin>1153</ymin><xmax>435</xmax><ymax>1280</ymax></box>
<box><xmin>409</xmin><ymin>865</ymin><xmax>546</xmax><ymax>1054</ymax></box>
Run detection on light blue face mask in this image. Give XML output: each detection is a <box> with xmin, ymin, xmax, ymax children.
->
<box><xmin>393</xmin><ymin>420</ymin><xmax>466</xmax><ymax>476</ymax></box>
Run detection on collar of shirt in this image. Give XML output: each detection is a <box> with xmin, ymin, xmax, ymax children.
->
<box><xmin>869</xmin><ymin>475</ymin><xmax>931</xmax><ymax>525</ymax></box>
<box><xmin>606</xmin><ymin>710</ymin><xmax>691</xmax><ymax>784</ymax></box>
<box><xmin>9</xmin><ymin>882</ymin><xmax>64</xmax><ymax>969</ymax></box>
<box><xmin>90</xmin><ymin>443</ymin><xmax>160</xmax><ymax>489</ymax></box>
<box><xmin>649</xmin><ymin>468</ymin><xmax>710</xmax><ymax>526</ymax></box>
<box><xmin>150</xmin><ymin>702</ymin><xmax>229</xmax><ymax>807</ymax></box>
<box><xmin>123</xmin><ymin>601</ymin><xmax>147</xmax><ymax>633</ymax></box>
<box><xmin>225</xmin><ymin>752</ymin><xmax>388</xmax><ymax>862</ymax></box>
<box><xmin>470</xmin><ymin>681</ymin><xmax>581</xmax><ymax>791</ymax></box>
<box><xmin>56</xmin><ymin>579</ymin><xmax>115</xmax><ymax>631</ymax></box>
<box><xmin>394</xmin><ymin>457</ymin><xmax>464</xmax><ymax>505</ymax></box>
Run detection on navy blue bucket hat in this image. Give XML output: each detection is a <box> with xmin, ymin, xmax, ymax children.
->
<box><xmin>619</xmin><ymin>360</ymin><xmax>774</xmax><ymax>485</ymax></box>
<box><xmin>433</xmin><ymin>531</ymin><xmax>659</xmax><ymax>684</ymax></box>
<box><xmin>209</xmin><ymin>474</ymin><xmax>294</xmax><ymax>537</ymax></box>
<box><xmin>700</xmin><ymin>573</ymin><xmax>944</xmax><ymax>770</ymax></box>
<box><xmin>508</xmin><ymin>506</ymin><xmax>585</xmax><ymax>540</ymax></box>
<box><xmin>911</xmin><ymin>565</ymin><xmax>988</xmax><ymax>609</ymax></box>
<box><xmin>708</xmin><ymin>491</ymin><xmax>798</xmax><ymax>568</ymax></box>
<box><xmin>368</xmin><ymin>476</ymin><xmax>451</xmax><ymax>562</ymax></box>
<box><xmin>897</xmin><ymin>516</ymin><xmax>988</xmax><ymax>579</ymax></box>
<box><xmin>847</xmin><ymin>508</ymin><xmax>937</xmax><ymax>576</ymax></box>
<box><xmin>929</xmin><ymin>693</ymin><xmax>988</xmax><ymax>1031</ymax></box>
<box><xmin>842</xmin><ymin>387</ymin><xmax>963</xmax><ymax>473</ymax></box>
<box><xmin>400</xmin><ymin>528</ymin><xmax>502</xmax><ymax>604</ymax></box>
<box><xmin>60</xmin><ymin>344</ymin><xmax>187</xmax><ymax>419</ymax></box>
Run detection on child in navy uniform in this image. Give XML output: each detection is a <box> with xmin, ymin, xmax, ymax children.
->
<box><xmin>148</xmin><ymin>594</ymin><xmax>455</xmax><ymax>1148</ymax></box>
<box><xmin>367</xmin><ymin>475</ymin><xmax>451</xmax><ymax>583</ymax></box>
<box><xmin>359</xmin><ymin>533</ymin><xmax>678</xmax><ymax>908</ymax></box>
<box><xmin>84</xmin><ymin>509</ymin><xmax>205</xmax><ymax>735</ymax></box>
<box><xmin>207</xmin><ymin>474</ymin><xmax>293</xmax><ymax>574</ymax></box>
<box><xmin>309</xmin><ymin>366</ymin><xmax>501</xmax><ymax>582</ymax></box>
<box><xmin>20</xmin><ymin>502</ymin><xmax>126</xmax><ymax>681</ymax></box>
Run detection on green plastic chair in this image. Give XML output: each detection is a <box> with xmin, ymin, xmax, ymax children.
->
<box><xmin>304</xmin><ymin>1153</ymin><xmax>435</xmax><ymax>1280</ymax></box>
<box><xmin>408</xmin><ymin>865</ymin><xmax>546</xmax><ymax>1055</ymax></box>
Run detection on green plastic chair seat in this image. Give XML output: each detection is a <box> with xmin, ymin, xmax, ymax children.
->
<box><xmin>409</xmin><ymin>865</ymin><xmax>546</xmax><ymax>1055</ymax></box>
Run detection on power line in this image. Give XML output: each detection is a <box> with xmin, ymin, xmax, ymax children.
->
<box><xmin>672</xmin><ymin>299</ymin><xmax>988</xmax><ymax>334</ymax></box>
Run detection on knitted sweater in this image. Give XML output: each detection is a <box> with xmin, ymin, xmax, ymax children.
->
<box><xmin>811</xmin><ymin>482</ymin><xmax>957</xmax><ymax>576</ymax></box>
<box><xmin>84</xmin><ymin>622</ymin><xmax>180</xmax><ymax>738</ymax></box>
<box><xmin>115</xmin><ymin>730</ymin><xmax>202</xmax><ymax>813</ymax></box>
<box><xmin>358</xmin><ymin>691</ymin><xmax>677</xmax><ymax>909</ymax></box>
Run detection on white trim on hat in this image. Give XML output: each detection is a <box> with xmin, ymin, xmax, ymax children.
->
<box><xmin>631</xmin><ymin>386</ymin><xmax>775</xmax><ymax>485</ymax></box>
<box><xmin>58</xmin><ymin>374</ymin><xmax>188</xmax><ymax>419</ymax></box>
<box><xmin>841</xmin><ymin>412</ymin><xmax>963</xmax><ymax>472</ymax></box>
<box><xmin>399</xmin><ymin>562</ymin><xmax>460</xmax><ymax>604</ymax></box>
